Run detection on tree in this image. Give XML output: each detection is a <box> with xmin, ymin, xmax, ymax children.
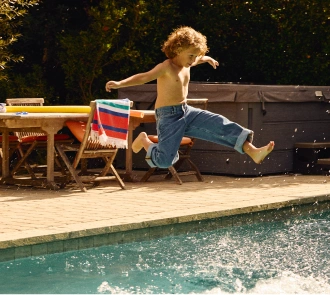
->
<box><xmin>2</xmin><ymin>0</ymin><xmax>329</xmax><ymax>104</ymax></box>
<box><xmin>58</xmin><ymin>0</ymin><xmax>179</xmax><ymax>104</ymax></box>
<box><xmin>0</xmin><ymin>0</ymin><xmax>39</xmax><ymax>81</ymax></box>
<box><xmin>189</xmin><ymin>0</ymin><xmax>330</xmax><ymax>85</ymax></box>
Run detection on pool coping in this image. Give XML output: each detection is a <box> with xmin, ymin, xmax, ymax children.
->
<box><xmin>1</xmin><ymin>191</ymin><xmax>329</xmax><ymax>262</ymax></box>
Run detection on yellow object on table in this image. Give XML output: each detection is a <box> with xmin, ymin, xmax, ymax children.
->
<box><xmin>5</xmin><ymin>106</ymin><xmax>91</xmax><ymax>113</ymax></box>
<box><xmin>5</xmin><ymin>105</ymin><xmax>146</xmax><ymax>118</ymax></box>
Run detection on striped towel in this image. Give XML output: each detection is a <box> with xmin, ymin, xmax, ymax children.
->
<box><xmin>91</xmin><ymin>99</ymin><xmax>130</xmax><ymax>148</ymax></box>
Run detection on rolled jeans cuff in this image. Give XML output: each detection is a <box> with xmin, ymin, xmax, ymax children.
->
<box><xmin>145</xmin><ymin>143</ymin><xmax>158</xmax><ymax>168</ymax></box>
<box><xmin>145</xmin><ymin>142</ymin><xmax>180</xmax><ymax>168</ymax></box>
<box><xmin>234</xmin><ymin>129</ymin><xmax>254</xmax><ymax>154</ymax></box>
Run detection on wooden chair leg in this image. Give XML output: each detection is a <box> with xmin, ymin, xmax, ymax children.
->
<box><xmin>140</xmin><ymin>167</ymin><xmax>157</xmax><ymax>182</ymax></box>
<box><xmin>54</xmin><ymin>154</ymin><xmax>67</xmax><ymax>176</ymax></box>
<box><xmin>99</xmin><ymin>153</ymin><xmax>116</xmax><ymax>177</ymax></box>
<box><xmin>96</xmin><ymin>153</ymin><xmax>125</xmax><ymax>189</ymax></box>
<box><xmin>168</xmin><ymin>166</ymin><xmax>183</xmax><ymax>185</ymax></box>
<box><xmin>186</xmin><ymin>159</ymin><xmax>204</xmax><ymax>181</ymax></box>
<box><xmin>80</xmin><ymin>159</ymin><xmax>88</xmax><ymax>174</ymax></box>
<box><xmin>164</xmin><ymin>151</ymin><xmax>185</xmax><ymax>180</ymax></box>
<box><xmin>11</xmin><ymin>142</ymin><xmax>38</xmax><ymax>179</ymax></box>
<box><xmin>55</xmin><ymin>143</ymin><xmax>87</xmax><ymax>192</ymax></box>
<box><xmin>109</xmin><ymin>164</ymin><xmax>125</xmax><ymax>189</ymax></box>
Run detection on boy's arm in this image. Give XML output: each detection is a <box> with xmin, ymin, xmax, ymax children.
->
<box><xmin>105</xmin><ymin>62</ymin><xmax>166</xmax><ymax>92</ymax></box>
<box><xmin>192</xmin><ymin>56</ymin><xmax>219</xmax><ymax>69</ymax></box>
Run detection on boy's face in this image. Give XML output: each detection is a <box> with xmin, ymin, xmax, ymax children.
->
<box><xmin>175</xmin><ymin>46</ymin><xmax>201</xmax><ymax>67</ymax></box>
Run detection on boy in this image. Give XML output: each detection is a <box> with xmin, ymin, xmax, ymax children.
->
<box><xmin>105</xmin><ymin>26</ymin><xmax>274</xmax><ymax>169</ymax></box>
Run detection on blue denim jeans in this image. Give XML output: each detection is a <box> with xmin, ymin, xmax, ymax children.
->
<box><xmin>145</xmin><ymin>103</ymin><xmax>253</xmax><ymax>168</ymax></box>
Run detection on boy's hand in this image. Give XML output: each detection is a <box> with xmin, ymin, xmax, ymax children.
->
<box><xmin>105</xmin><ymin>81</ymin><xmax>120</xmax><ymax>92</ymax></box>
<box><xmin>208</xmin><ymin>58</ymin><xmax>219</xmax><ymax>69</ymax></box>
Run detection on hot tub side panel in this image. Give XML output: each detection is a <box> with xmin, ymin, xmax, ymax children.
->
<box><xmin>118</xmin><ymin>84</ymin><xmax>330</xmax><ymax>176</ymax></box>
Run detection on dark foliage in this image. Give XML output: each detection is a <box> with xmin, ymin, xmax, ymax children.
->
<box><xmin>1</xmin><ymin>0</ymin><xmax>329</xmax><ymax>104</ymax></box>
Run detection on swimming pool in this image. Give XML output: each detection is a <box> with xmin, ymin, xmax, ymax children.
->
<box><xmin>1</xmin><ymin>209</ymin><xmax>329</xmax><ymax>294</ymax></box>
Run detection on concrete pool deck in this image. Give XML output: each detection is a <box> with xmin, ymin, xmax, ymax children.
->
<box><xmin>0</xmin><ymin>172</ymin><xmax>330</xmax><ymax>262</ymax></box>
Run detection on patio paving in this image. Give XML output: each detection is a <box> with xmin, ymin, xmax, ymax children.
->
<box><xmin>0</xmin><ymin>171</ymin><xmax>330</xmax><ymax>261</ymax></box>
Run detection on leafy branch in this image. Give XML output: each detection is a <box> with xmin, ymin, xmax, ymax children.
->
<box><xmin>0</xmin><ymin>0</ymin><xmax>39</xmax><ymax>80</ymax></box>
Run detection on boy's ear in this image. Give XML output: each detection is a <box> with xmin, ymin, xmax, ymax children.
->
<box><xmin>176</xmin><ymin>47</ymin><xmax>183</xmax><ymax>55</ymax></box>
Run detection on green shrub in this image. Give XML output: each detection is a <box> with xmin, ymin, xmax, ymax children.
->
<box><xmin>3</xmin><ymin>0</ymin><xmax>330</xmax><ymax>105</ymax></box>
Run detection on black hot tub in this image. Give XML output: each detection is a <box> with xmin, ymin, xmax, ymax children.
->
<box><xmin>118</xmin><ymin>83</ymin><xmax>330</xmax><ymax>176</ymax></box>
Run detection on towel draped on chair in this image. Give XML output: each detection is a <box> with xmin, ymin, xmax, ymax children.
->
<box><xmin>91</xmin><ymin>99</ymin><xmax>130</xmax><ymax>149</ymax></box>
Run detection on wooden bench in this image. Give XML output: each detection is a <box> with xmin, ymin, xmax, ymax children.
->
<box><xmin>317</xmin><ymin>158</ymin><xmax>330</xmax><ymax>175</ymax></box>
<box><xmin>293</xmin><ymin>142</ymin><xmax>330</xmax><ymax>175</ymax></box>
<box><xmin>317</xmin><ymin>158</ymin><xmax>330</xmax><ymax>164</ymax></box>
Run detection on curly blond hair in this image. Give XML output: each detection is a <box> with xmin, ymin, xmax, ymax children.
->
<box><xmin>162</xmin><ymin>26</ymin><xmax>209</xmax><ymax>59</ymax></box>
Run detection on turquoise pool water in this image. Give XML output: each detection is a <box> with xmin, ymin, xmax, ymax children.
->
<box><xmin>1</xmin><ymin>209</ymin><xmax>330</xmax><ymax>294</ymax></box>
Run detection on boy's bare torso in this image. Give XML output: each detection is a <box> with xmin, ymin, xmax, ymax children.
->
<box><xmin>105</xmin><ymin>47</ymin><xmax>218</xmax><ymax>109</ymax></box>
<box><xmin>155</xmin><ymin>59</ymin><xmax>190</xmax><ymax>109</ymax></box>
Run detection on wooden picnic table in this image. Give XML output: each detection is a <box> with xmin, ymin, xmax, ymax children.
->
<box><xmin>0</xmin><ymin>109</ymin><xmax>155</xmax><ymax>189</ymax></box>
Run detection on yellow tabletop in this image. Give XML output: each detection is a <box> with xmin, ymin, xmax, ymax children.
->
<box><xmin>4</xmin><ymin>106</ymin><xmax>146</xmax><ymax>118</ymax></box>
<box><xmin>5</xmin><ymin>106</ymin><xmax>91</xmax><ymax>113</ymax></box>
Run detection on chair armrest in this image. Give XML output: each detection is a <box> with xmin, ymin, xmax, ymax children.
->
<box><xmin>130</xmin><ymin>110</ymin><xmax>145</xmax><ymax>118</ymax></box>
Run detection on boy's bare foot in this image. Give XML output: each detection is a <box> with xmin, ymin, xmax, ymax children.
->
<box><xmin>244</xmin><ymin>141</ymin><xmax>275</xmax><ymax>164</ymax></box>
<box><xmin>132</xmin><ymin>132</ymin><xmax>152</xmax><ymax>153</ymax></box>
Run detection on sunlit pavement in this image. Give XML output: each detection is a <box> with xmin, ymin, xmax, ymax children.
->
<box><xmin>0</xmin><ymin>172</ymin><xmax>329</xmax><ymax>257</ymax></box>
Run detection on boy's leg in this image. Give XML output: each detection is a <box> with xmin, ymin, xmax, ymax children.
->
<box><xmin>183</xmin><ymin>105</ymin><xmax>274</xmax><ymax>162</ymax></box>
<box><xmin>144</xmin><ymin>105</ymin><xmax>186</xmax><ymax>168</ymax></box>
<box><xmin>183</xmin><ymin>106</ymin><xmax>252</xmax><ymax>153</ymax></box>
<box><xmin>133</xmin><ymin>104</ymin><xmax>274</xmax><ymax>168</ymax></box>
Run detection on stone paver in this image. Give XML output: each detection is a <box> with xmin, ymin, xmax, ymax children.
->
<box><xmin>0</xmin><ymin>173</ymin><xmax>330</xmax><ymax>255</ymax></box>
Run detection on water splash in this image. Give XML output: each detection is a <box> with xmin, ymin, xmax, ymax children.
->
<box><xmin>0</xmin><ymin>211</ymin><xmax>330</xmax><ymax>294</ymax></box>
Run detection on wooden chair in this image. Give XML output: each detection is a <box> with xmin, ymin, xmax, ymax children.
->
<box><xmin>54</xmin><ymin>101</ymin><xmax>126</xmax><ymax>192</ymax></box>
<box><xmin>141</xmin><ymin>98</ymin><xmax>208</xmax><ymax>184</ymax></box>
<box><xmin>5</xmin><ymin>98</ymin><xmax>71</xmax><ymax>178</ymax></box>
